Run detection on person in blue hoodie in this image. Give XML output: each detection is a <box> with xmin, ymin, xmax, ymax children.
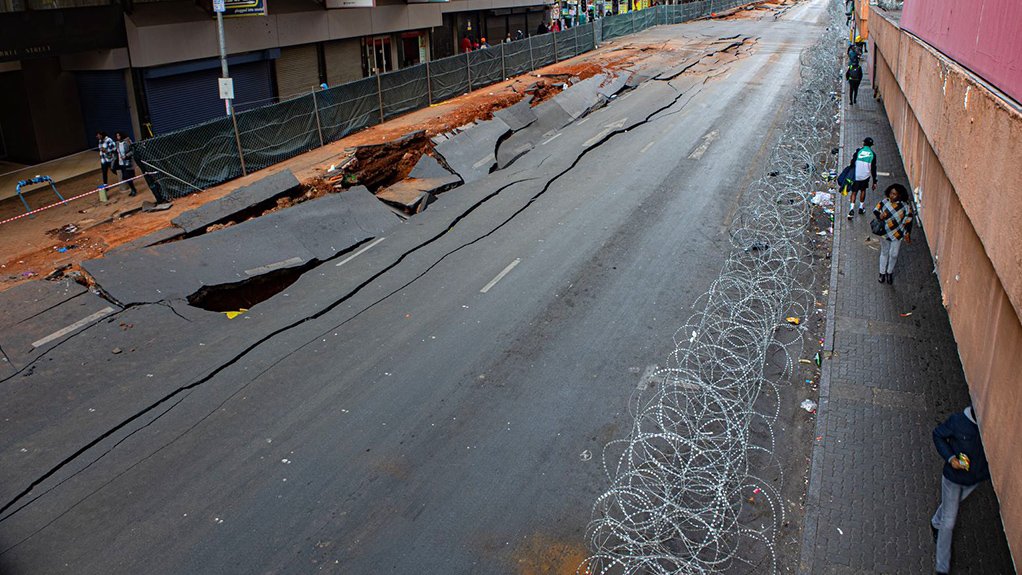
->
<box><xmin>931</xmin><ymin>405</ymin><xmax>990</xmax><ymax>575</ymax></box>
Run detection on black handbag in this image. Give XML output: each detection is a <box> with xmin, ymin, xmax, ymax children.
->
<box><xmin>870</xmin><ymin>217</ymin><xmax>886</xmax><ymax>236</ymax></box>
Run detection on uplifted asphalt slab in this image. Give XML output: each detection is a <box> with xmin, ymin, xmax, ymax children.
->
<box><xmin>83</xmin><ymin>187</ymin><xmax>398</xmax><ymax>305</ymax></box>
<box><xmin>493</xmin><ymin>98</ymin><xmax>537</xmax><ymax>131</ymax></box>
<box><xmin>171</xmin><ymin>169</ymin><xmax>301</xmax><ymax>234</ymax></box>
<box><xmin>377</xmin><ymin>176</ymin><xmax>460</xmax><ymax>210</ymax></box>
<box><xmin>0</xmin><ymin>279</ymin><xmax>119</xmax><ymax>369</ymax></box>
<box><xmin>408</xmin><ymin>154</ymin><xmax>457</xmax><ymax>180</ymax></box>
<box><xmin>434</xmin><ymin>118</ymin><xmax>512</xmax><ymax>184</ymax></box>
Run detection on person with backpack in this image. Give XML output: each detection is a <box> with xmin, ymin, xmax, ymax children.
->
<box><xmin>847</xmin><ymin>136</ymin><xmax>877</xmax><ymax>219</ymax></box>
<box><xmin>846</xmin><ymin>62</ymin><xmax>863</xmax><ymax>105</ymax></box>
<box><xmin>872</xmin><ymin>183</ymin><xmax>913</xmax><ymax>284</ymax></box>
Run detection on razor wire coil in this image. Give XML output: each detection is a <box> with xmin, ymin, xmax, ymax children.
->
<box><xmin>580</xmin><ymin>1</ymin><xmax>845</xmax><ymax>573</ymax></box>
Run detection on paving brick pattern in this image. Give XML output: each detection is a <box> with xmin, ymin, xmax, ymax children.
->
<box><xmin>799</xmin><ymin>64</ymin><xmax>1016</xmax><ymax>574</ymax></box>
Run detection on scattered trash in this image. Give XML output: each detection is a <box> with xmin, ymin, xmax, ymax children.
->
<box><xmin>753</xmin><ymin>487</ymin><xmax>761</xmax><ymax>494</ymax></box>
<box><xmin>44</xmin><ymin>264</ymin><xmax>71</xmax><ymax>281</ymax></box>
<box><xmin>785</xmin><ymin>317</ymin><xmax>801</xmax><ymax>325</ymax></box>
<box><xmin>798</xmin><ymin>359</ymin><xmax>813</xmax><ymax>365</ymax></box>
<box><xmin>899</xmin><ymin>312</ymin><xmax>913</xmax><ymax>317</ymax></box>
<box><xmin>811</xmin><ymin>191</ymin><xmax>834</xmax><ymax>206</ymax></box>
<box><xmin>141</xmin><ymin>201</ymin><xmax>173</xmax><ymax>212</ymax></box>
<box><xmin>836</xmin><ymin>527</ymin><xmax>844</xmax><ymax>535</ymax></box>
<box><xmin>800</xmin><ymin>399</ymin><xmax>818</xmax><ymax>413</ymax></box>
<box><xmin>747</xmin><ymin>241</ymin><xmax>770</xmax><ymax>251</ymax></box>
<box><xmin>580</xmin><ymin>450</ymin><xmax>593</xmax><ymax>461</ymax></box>
<box><xmin>223</xmin><ymin>308</ymin><xmax>248</xmax><ymax>319</ymax></box>
<box><xmin>814</xmin><ymin>351</ymin><xmax>822</xmax><ymax>366</ymax></box>
<box><xmin>816</xmin><ymin>230</ymin><xmax>828</xmax><ymax>236</ymax></box>
<box><xmin>111</xmin><ymin>347</ymin><xmax>122</xmax><ymax>354</ymax></box>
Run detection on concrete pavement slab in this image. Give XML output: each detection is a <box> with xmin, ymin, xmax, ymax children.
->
<box><xmin>434</xmin><ymin>118</ymin><xmax>512</xmax><ymax>184</ymax></box>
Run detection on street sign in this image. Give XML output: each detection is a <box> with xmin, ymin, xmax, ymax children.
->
<box><xmin>213</xmin><ymin>0</ymin><xmax>225</xmax><ymax>12</ymax></box>
<box><xmin>218</xmin><ymin>77</ymin><xmax>234</xmax><ymax>100</ymax></box>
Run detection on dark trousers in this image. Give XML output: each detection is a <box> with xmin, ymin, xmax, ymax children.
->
<box><xmin>120</xmin><ymin>166</ymin><xmax>138</xmax><ymax>195</ymax></box>
<box><xmin>101</xmin><ymin>161</ymin><xmax>113</xmax><ymax>185</ymax></box>
<box><xmin>849</xmin><ymin>80</ymin><xmax>861</xmax><ymax>104</ymax></box>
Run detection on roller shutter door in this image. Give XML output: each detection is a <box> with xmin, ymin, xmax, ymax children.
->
<box><xmin>324</xmin><ymin>39</ymin><xmax>364</xmax><ymax>86</ymax></box>
<box><xmin>145</xmin><ymin>60</ymin><xmax>273</xmax><ymax>135</ymax></box>
<box><xmin>275</xmin><ymin>45</ymin><xmax>320</xmax><ymax>100</ymax></box>
<box><xmin>76</xmin><ymin>70</ymin><xmax>133</xmax><ymax>148</ymax></box>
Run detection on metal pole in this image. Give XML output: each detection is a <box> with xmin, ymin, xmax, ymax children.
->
<box><xmin>231</xmin><ymin>111</ymin><xmax>247</xmax><ymax>176</ymax></box>
<box><xmin>311</xmin><ymin>88</ymin><xmax>324</xmax><ymax>147</ymax></box>
<box><xmin>552</xmin><ymin>29</ymin><xmax>558</xmax><ymax>62</ymax></box>
<box><xmin>500</xmin><ymin>41</ymin><xmax>506</xmax><ymax>79</ymax></box>
<box><xmin>573</xmin><ymin>24</ymin><xmax>578</xmax><ymax>56</ymax></box>
<box><xmin>375</xmin><ymin>38</ymin><xmax>385</xmax><ymax>123</ymax></box>
<box><xmin>426</xmin><ymin>60</ymin><xmax>433</xmax><ymax>105</ymax></box>
<box><xmin>216</xmin><ymin>10</ymin><xmax>233</xmax><ymax>116</ymax></box>
<box><xmin>527</xmin><ymin>34</ymin><xmax>535</xmax><ymax>71</ymax></box>
<box><xmin>466</xmin><ymin>51</ymin><xmax>472</xmax><ymax>91</ymax></box>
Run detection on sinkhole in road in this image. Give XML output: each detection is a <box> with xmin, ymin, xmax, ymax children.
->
<box><xmin>186</xmin><ymin>258</ymin><xmax>320</xmax><ymax>312</ymax></box>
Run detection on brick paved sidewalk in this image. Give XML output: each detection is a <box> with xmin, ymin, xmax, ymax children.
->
<box><xmin>798</xmin><ymin>64</ymin><xmax>1016</xmax><ymax>573</ymax></box>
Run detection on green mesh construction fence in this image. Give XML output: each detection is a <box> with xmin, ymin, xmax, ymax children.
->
<box><xmin>134</xmin><ymin>1</ymin><xmax>751</xmax><ymax>201</ymax></box>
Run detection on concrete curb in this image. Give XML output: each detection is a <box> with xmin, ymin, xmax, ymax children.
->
<box><xmin>797</xmin><ymin>48</ymin><xmax>847</xmax><ymax>575</ymax></box>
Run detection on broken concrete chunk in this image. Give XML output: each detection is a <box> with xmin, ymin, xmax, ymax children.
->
<box><xmin>433</xmin><ymin>118</ymin><xmax>512</xmax><ymax>184</ymax></box>
<box><xmin>172</xmin><ymin>169</ymin><xmax>301</xmax><ymax>234</ymax></box>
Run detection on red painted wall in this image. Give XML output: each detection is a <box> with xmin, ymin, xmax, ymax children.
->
<box><xmin>901</xmin><ymin>0</ymin><xmax>1022</xmax><ymax>104</ymax></box>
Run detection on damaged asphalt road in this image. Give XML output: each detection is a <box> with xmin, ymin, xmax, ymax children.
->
<box><xmin>0</xmin><ymin>3</ymin><xmax>830</xmax><ymax>573</ymax></box>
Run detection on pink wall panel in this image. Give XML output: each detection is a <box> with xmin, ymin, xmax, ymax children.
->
<box><xmin>901</xmin><ymin>0</ymin><xmax>1022</xmax><ymax>104</ymax></box>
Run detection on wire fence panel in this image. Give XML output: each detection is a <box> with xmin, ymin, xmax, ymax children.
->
<box><xmin>531</xmin><ymin>34</ymin><xmax>556</xmax><ymax>67</ymax></box>
<box><xmin>504</xmin><ymin>39</ymin><xmax>533</xmax><ymax>78</ymax></box>
<box><xmin>134</xmin><ymin>117</ymin><xmax>241</xmax><ymax>202</ymax></box>
<box><xmin>577</xmin><ymin>22</ymin><xmax>596</xmax><ymax>55</ymax></box>
<box><xmin>380</xmin><ymin>64</ymin><xmax>430</xmax><ymax>120</ymax></box>
<box><xmin>318</xmin><ymin>77</ymin><xmax>380</xmax><ymax>143</ymax></box>
<box><xmin>468</xmin><ymin>48</ymin><xmax>502</xmax><ymax>90</ymax></box>
<box><xmin>429</xmin><ymin>54</ymin><xmax>470</xmax><ymax>102</ymax></box>
<box><xmin>237</xmin><ymin>94</ymin><xmax>320</xmax><ymax>173</ymax></box>
<box><xmin>554</xmin><ymin>28</ymin><xmax>575</xmax><ymax>61</ymax></box>
<box><xmin>601</xmin><ymin>13</ymin><xmax>632</xmax><ymax>41</ymax></box>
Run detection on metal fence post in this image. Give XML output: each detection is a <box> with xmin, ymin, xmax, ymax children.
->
<box><xmin>527</xmin><ymin>34</ymin><xmax>535</xmax><ymax>71</ymax></box>
<box><xmin>466</xmin><ymin>51</ymin><xmax>472</xmax><ymax>91</ymax></box>
<box><xmin>500</xmin><ymin>41</ymin><xmax>506</xmax><ymax>79</ymax></box>
<box><xmin>426</xmin><ymin>60</ymin><xmax>433</xmax><ymax>105</ymax></box>
<box><xmin>631</xmin><ymin>12</ymin><xmax>636</xmax><ymax>34</ymax></box>
<box><xmin>311</xmin><ymin>88</ymin><xmax>324</xmax><ymax>147</ymax></box>
<box><xmin>573</xmin><ymin>24</ymin><xmax>579</xmax><ymax>56</ymax></box>
<box><xmin>552</xmin><ymin>30</ymin><xmax>558</xmax><ymax>62</ymax></box>
<box><xmin>375</xmin><ymin>68</ymin><xmax>385</xmax><ymax>123</ymax></box>
<box><xmin>230</xmin><ymin>112</ymin><xmax>247</xmax><ymax>176</ymax></box>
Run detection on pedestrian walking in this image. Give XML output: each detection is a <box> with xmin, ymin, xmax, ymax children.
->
<box><xmin>846</xmin><ymin>62</ymin><xmax>863</xmax><ymax>105</ymax></box>
<box><xmin>514</xmin><ymin>29</ymin><xmax>525</xmax><ymax>41</ymax></box>
<box><xmin>96</xmin><ymin>131</ymin><xmax>117</xmax><ymax>187</ymax></box>
<box><xmin>114</xmin><ymin>131</ymin><xmax>138</xmax><ymax>197</ymax></box>
<box><xmin>931</xmin><ymin>406</ymin><xmax>990</xmax><ymax>575</ymax></box>
<box><xmin>479</xmin><ymin>37</ymin><xmax>490</xmax><ymax>49</ymax></box>
<box><xmin>461</xmin><ymin>35</ymin><xmax>473</xmax><ymax>53</ymax></box>
<box><xmin>537</xmin><ymin>21</ymin><xmax>548</xmax><ymax>35</ymax></box>
<box><xmin>872</xmin><ymin>183</ymin><xmax>912</xmax><ymax>283</ymax></box>
<box><xmin>504</xmin><ymin>32</ymin><xmax>512</xmax><ymax>43</ymax></box>
<box><xmin>847</xmin><ymin>41</ymin><xmax>861</xmax><ymax>66</ymax></box>
<box><xmin>846</xmin><ymin>136</ymin><xmax>877</xmax><ymax>219</ymax></box>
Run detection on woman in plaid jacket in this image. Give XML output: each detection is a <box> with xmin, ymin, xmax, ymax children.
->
<box><xmin>873</xmin><ymin>183</ymin><xmax>914</xmax><ymax>284</ymax></box>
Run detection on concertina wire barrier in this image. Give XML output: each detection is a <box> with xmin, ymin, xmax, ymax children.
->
<box><xmin>135</xmin><ymin>0</ymin><xmax>756</xmax><ymax>202</ymax></box>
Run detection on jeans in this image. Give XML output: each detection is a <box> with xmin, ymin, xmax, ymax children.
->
<box><xmin>879</xmin><ymin>237</ymin><xmax>902</xmax><ymax>274</ymax></box>
<box><xmin>932</xmin><ymin>476</ymin><xmax>978</xmax><ymax>573</ymax></box>
<box><xmin>120</xmin><ymin>167</ymin><xmax>138</xmax><ymax>195</ymax></box>
<box><xmin>849</xmin><ymin>79</ymin><xmax>861</xmax><ymax>103</ymax></box>
<box><xmin>100</xmin><ymin>161</ymin><xmax>113</xmax><ymax>185</ymax></box>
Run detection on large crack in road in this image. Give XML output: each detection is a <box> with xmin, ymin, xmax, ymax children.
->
<box><xmin>0</xmin><ymin>38</ymin><xmax>759</xmax><ymax>552</ymax></box>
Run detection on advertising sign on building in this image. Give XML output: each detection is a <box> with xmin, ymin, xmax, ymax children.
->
<box><xmin>205</xmin><ymin>0</ymin><xmax>268</xmax><ymax>16</ymax></box>
<box><xmin>325</xmin><ymin>0</ymin><xmax>375</xmax><ymax>7</ymax></box>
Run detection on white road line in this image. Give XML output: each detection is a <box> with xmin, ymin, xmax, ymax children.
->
<box><xmin>32</xmin><ymin>307</ymin><xmax>116</xmax><ymax>349</ymax></box>
<box><xmin>541</xmin><ymin>133</ymin><xmax>562</xmax><ymax>146</ymax></box>
<box><xmin>577</xmin><ymin>117</ymin><xmax>590</xmax><ymax>125</ymax></box>
<box><xmin>878</xmin><ymin>171</ymin><xmax>891</xmax><ymax>177</ymax></box>
<box><xmin>336</xmin><ymin>237</ymin><xmax>386</xmax><ymax>267</ymax></box>
<box><xmin>687</xmin><ymin>129</ymin><xmax>719</xmax><ymax>160</ymax></box>
<box><xmin>245</xmin><ymin>256</ymin><xmax>304</xmax><ymax>276</ymax></box>
<box><xmin>480</xmin><ymin>258</ymin><xmax>521</xmax><ymax>293</ymax></box>
<box><xmin>640</xmin><ymin>141</ymin><xmax>656</xmax><ymax>154</ymax></box>
<box><xmin>471</xmin><ymin>154</ymin><xmax>496</xmax><ymax>169</ymax></box>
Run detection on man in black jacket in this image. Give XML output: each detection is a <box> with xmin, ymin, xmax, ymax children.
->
<box><xmin>846</xmin><ymin>62</ymin><xmax>863</xmax><ymax>105</ymax></box>
<box><xmin>931</xmin><ymin>405</ymin><xmax>990</xmax><ymax>575</ymax></box>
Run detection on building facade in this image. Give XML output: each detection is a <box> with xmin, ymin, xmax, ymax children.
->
<box><xmin>0</xmin><ymin>0</ymin><xmax>556</xmax><ymax>164</ymax></box>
